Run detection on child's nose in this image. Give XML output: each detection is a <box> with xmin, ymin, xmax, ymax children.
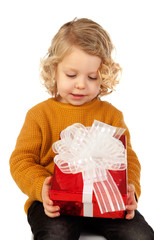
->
<box><xmin>75</xmin><ymin>78</ymin><xmax>86</xmax><ymax>89</ymax></box>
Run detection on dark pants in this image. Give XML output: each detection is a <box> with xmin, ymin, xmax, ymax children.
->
<box><xmin>28</xmin><ymin>201</ymin><xmax>154</xmax><ymax>240</ymax></box>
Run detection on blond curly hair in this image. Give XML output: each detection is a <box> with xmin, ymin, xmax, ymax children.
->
<box><xmin>40</xmin><ymin>18</ymin><xmax>122</xmax><ymax>97</ymax></box>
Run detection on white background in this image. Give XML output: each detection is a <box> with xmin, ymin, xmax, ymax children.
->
<box><xmin>0</xmin><ymin>0</ymin><xmax>154</xmax><ymax>239</ymax></box>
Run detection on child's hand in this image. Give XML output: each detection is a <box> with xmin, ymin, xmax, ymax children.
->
<box><xmin>125</xmin><ymin>184</ymin><xmax>137</xmax><ymax>220</ymax></box>
<box><xmin>42</xmin><ymin>176</ymin><xmax>60</xmax><ymax>218</ymax></box>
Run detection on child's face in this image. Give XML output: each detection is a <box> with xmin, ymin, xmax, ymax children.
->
<box><xmin>55</xmin><ymin>46</ymin><xmax>101</xmax><ymax>106</ymax></box>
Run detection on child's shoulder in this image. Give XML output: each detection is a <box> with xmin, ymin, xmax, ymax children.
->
<box><xmin>25</xmin><ymin>98</ymin><xmax>54</xmax><ymax>121</ymax></box>
<box><xmin>100</xmin><ymin>100</ymin><xmax>123</xmax><ymax>115</ymax></box>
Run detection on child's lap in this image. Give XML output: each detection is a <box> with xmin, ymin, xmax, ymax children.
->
<box><xmin>28</xmin><ymin>201</ymin><xmax>154</xmax><ymax>240</ymax></box>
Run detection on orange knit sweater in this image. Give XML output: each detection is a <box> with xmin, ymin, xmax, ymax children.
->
<box><xmin>9</xmin><ymin>98</ymin><xmax>141</xmax><ymax>214</ymax></box>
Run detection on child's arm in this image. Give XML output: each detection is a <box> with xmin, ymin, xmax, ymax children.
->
<box><xmin>113</xmin><ymin>111</ymin><xmax>141</xmax><ymax>202</ymax></box>
<box><xmin>9</xmin><ymin>109</ymin><xmax>52</xmax><ymax>204</ymax></box>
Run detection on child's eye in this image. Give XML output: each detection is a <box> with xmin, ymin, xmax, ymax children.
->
<box><xmin>88</xmin><ymin>76</ymin><xmax>97</xmax><ymax>80</ymax></box>
<box><xmin>66</xmin><ymin>74</ymin><xmax>76</xmax><ymax>78</ymax></box>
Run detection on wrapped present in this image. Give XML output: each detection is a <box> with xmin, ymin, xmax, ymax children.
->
<box><xmin>50</xmin><ymin>120</ymin><xmax>127</xmax><ymax>218</ymax></box>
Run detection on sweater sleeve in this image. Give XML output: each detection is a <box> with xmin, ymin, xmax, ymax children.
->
<box><xmin>113</xmin><ymin>110</ymin><xmax>141</xmax><ymax>201</ymax></box>
<box><xmin>9</xmin><ymin>110</ymin><xmax>51</xmax><ymax>202</ymax></box>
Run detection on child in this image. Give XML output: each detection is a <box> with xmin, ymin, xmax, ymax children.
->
<box><xmin>10</xmin><ymin>18</ymin><xmax>154</xmax><ymax>240</ymax></box>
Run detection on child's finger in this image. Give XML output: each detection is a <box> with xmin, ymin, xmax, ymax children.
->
<box><xmin>125</xmin><ymin>210</ymin><xmax>135</xmax><ymax>220</ymax></box>
<box><xmin>44</xmin><ymin>208</ymin><xmax>60</xmax><ymax>218</ymax></box>
<box><xmin>43</xmin><ymin>198</ymin><xmax>53</xmax><ymax>208</ymax></box>
<box><xmin>44</xmin><ymin>176</ymin><xmax>52</xmax><ymax>186</ymax></box>
<box><xmin>44</xmin><ymin>204</ymin><xmax>60</xmax><ymax>218</ymax></box>
<box><xmin>128</xmin><ymin>184</ymin><xmax>135</xmax><ymax>193</ymax></box>
<box><xmin>45</xmin><ymin>204</ymin><xmax>60</xmax><ymax>214</ymax></box>
<box><xmin>126</xmin><ymin>203</ymin><xmax>137</xmax><ymax>211</ymax></box>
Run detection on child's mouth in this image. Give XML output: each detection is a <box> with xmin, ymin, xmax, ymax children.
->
<box><xmin>71</xmin><ymin>94</ymin><xmax>85</xmax><ymax>99</ymax></box>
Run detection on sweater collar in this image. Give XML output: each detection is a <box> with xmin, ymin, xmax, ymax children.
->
<box><xmin>49</xmin><ymin>97</ymin><xmax>100</xmax><ymax>110</ymax></box>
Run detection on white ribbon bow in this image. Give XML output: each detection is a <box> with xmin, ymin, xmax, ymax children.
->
<box><xmin>52</xmin><ymin>120</ymin><xmax>127</xmax><ymax>216</ymax></box>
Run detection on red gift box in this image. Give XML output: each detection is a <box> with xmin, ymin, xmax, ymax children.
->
<box><xmin>50</xmin><ymin>134</ymin><xmax>127</xmax><ymax>219</ymax></box>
